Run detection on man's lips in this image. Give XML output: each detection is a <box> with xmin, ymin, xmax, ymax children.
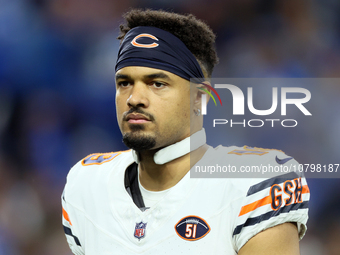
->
<box><xmin>126</xmin><ymin>113</ymin><xmax>151</xmax><ymax>124</ymax></box>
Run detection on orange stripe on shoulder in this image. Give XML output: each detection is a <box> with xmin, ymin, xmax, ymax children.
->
<box><xmin>239</xmin><ymin>195</ymin><xmax>272</xmax><ymax>216</ymax></box>
<box><xmin>63</xmin><ymin>207</ymin><xmax>72</xmax><ymax>225</ymax></box>
<box><xmin>302</xmin><ymin>185</ymin><xmax>310</xmax><ymax>194</ymax></box>
<box><xmin>239</xmin><ymin>184</ymin><xmax>310</xmax><ymax>216</ymax></box>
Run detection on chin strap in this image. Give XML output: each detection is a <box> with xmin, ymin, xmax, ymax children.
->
<box><xmin>132</xmin><ymin>128</ymin><xmax>206</xmax><ymax>165</ymax></box>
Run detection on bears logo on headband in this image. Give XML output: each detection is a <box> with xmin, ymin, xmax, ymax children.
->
<box><xmin>115</xmin><ymin>26</ymin><xmax>205</xmax><ymax>81</ymax></box>
<box><xmin>131</xmin><ymin>34</ymin><xmax>159</xmax><ymax>48</ymax></box>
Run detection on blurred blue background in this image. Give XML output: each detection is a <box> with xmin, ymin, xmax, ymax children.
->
<box><xmin>0</xmin><ymin>0</ymin><xmax>339</xmax><ymax>254</ymax></box>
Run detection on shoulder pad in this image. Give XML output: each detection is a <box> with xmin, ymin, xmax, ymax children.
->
<box><xmin>81</xmin><ymin>150</ymin><xmax>131</xmax><ymax>166</ymax></box>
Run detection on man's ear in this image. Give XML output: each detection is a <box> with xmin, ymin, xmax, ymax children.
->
<box><xmin>194</xmin><ymin>81</ymin><xmax>211</xmax><ymax>110</ymax></box>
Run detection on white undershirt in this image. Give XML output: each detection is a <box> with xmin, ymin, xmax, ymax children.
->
<box><xmin>138</xmin><ymin>168</ymin><xmax>171</xmax><ymax>208</ymax></box>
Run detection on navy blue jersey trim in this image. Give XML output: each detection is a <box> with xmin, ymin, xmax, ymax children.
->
<box><xmin>233</xmin><ymin>201</ymin><xmax>309</xmax><ymax>236</ymax></box>
<box><xmin>124</xmin><ymin>163</ymin><xmax>148</xmax><ymax>211</ymax></box>
<box><xmin>63</xmin><ymin>226</ymin><xmax>81</xmax><ymax>246</ymax></box>
<box><xmin>247</xmin><ymin>172</ymin><xmax>301</xmax><ymax>196</ymax></box>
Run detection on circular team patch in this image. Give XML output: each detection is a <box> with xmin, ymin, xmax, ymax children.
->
<box><xmin>175</xmin><ymin>215</ymin><xmax>210</xmax><ymax>241</ymax></box>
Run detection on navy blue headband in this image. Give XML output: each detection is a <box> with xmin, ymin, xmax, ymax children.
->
<box><xmin>115</xmin><ymin>26</ymin><xmax>205</xmax><ymax>81</ymax></box>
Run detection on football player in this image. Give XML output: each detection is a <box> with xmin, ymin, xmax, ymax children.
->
<box><xmin>62</xmin><ymin>9</ymin><xmax>309</xmax><ymax>255</ymax></box>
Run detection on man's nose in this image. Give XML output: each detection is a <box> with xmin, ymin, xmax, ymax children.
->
<box><xmin>126</xmin><ymin>83</ymin><xmax>149</xmax><ymax>108</ymax></box>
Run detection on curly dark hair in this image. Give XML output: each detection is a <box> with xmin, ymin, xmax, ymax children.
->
<box><xmin>118</xmin><ymin>9</ymin><xmax>218</xmax><ymax>77</ymax></box>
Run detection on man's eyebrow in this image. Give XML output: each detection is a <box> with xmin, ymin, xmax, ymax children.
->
<box><xmin>115</xmin><ymin>74</ymin><xmax>131</xmax><ymax>80</ymax></box>
<box><xmin>146</xmin><ymin>72</ymin><xmax>172</xmax><ymax>80</ymax></box>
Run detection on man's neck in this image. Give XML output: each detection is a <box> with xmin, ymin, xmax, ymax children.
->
<box><xmin>138</xmin><ymin>144</ymin><xmax>209</xmax><ymax>191</ymax></box>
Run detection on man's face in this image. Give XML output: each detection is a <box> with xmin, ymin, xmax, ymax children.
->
<box><xmin>115</xmin><ymin>66</ymin><xmax>193</xmax><ymax>151</ymax></box>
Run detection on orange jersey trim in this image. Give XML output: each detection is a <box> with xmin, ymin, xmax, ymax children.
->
<box><xmin>302</xmin><ymin>185</ymin><xmax>310</xmax><ymax>194</ymax></box>
<box><xmin>63</xmin><ymin>207</ymin><xmax>72</xmax><ymax>225</ymax></box>
<box><xmin>239</xmin><ymin>195</ymin><xmax>272</xmax><ymax>216</ymax></box>
<box><xmin>239</xmin><ymin>184</ymin><xmax>310</xmax><ymax>216</ymax></box>
<box><xmin>81</xmin><ymin>150</ymin><xmax>131</xmax><ymax>166</ymax></box>
<box><xmin>228</xmin><ymin>146</ymin><xmax>285</xmax><ymax>156</ymax></box>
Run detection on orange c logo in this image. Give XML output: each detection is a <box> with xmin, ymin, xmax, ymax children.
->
<box><xmin>131</xmin><ymin>34</ymin><xmax>159</xmax><ymax>48</ymax></box>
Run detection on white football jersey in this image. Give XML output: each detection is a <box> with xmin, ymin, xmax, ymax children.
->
<box><xmin>62</xmin><ymin>145</ymin><xmax>309</xmax><ymax>255</ymax></box>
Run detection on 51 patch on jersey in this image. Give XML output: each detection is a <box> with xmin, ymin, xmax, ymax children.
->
<box><xmin>175</xmin><ymin>216</ymin><xmax>210</xmax><ymax>241</ymax></box>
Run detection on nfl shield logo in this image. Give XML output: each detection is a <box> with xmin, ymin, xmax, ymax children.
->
<box><xmin>134</xmin><ymin>222</ymin><xmax>147</xmax><ymax>240</ymax></box>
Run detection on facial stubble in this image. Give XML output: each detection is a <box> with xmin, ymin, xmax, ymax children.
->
<box><xmin>122</xmin><ymin>124</ymin><xmax>156</xmax><ymax>151</ymax></box>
